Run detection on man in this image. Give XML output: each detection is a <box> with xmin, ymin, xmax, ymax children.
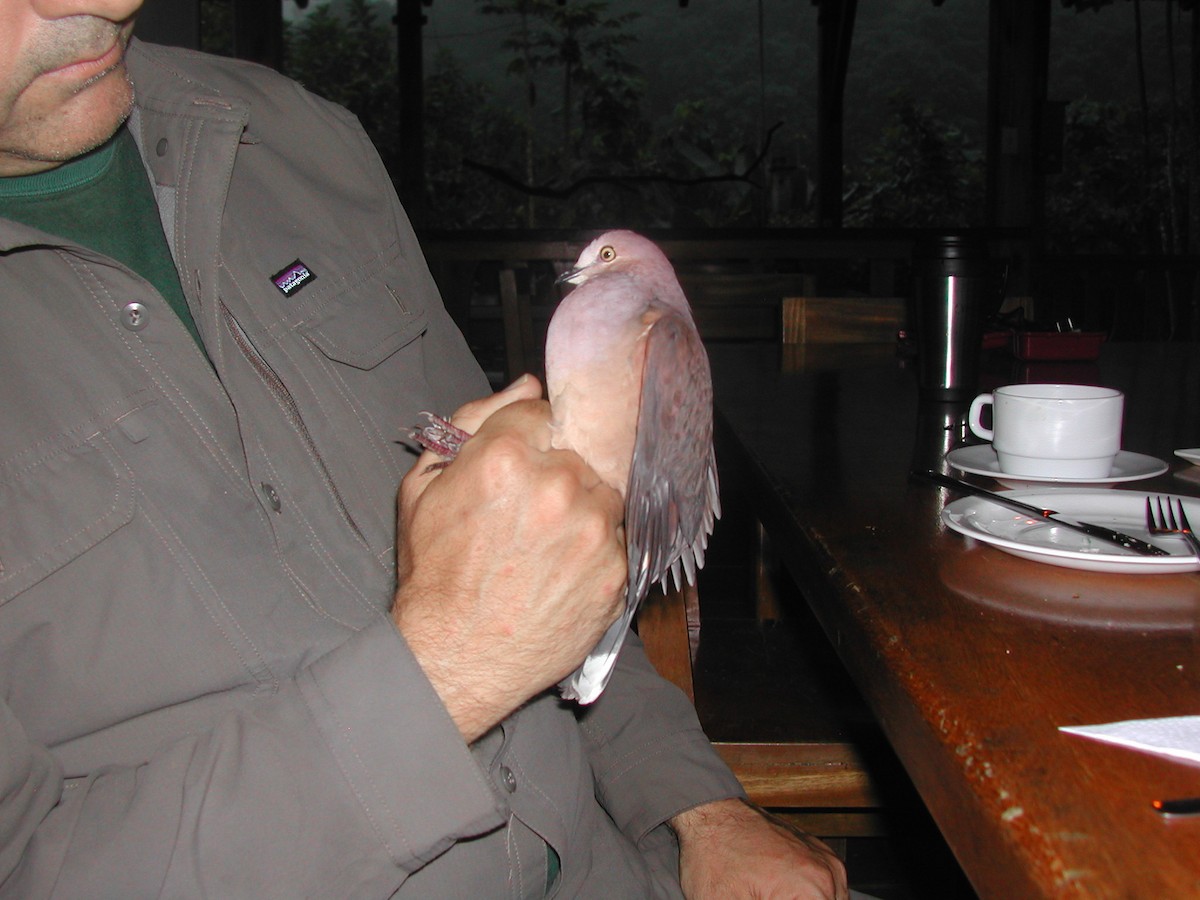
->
<box><xmin>0</xmin><ymin>0</ymin><xmax>847</xmax><ymax>896</ymax></box>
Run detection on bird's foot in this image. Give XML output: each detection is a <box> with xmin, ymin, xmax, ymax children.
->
<box><xmin>411</xmin><ymin>412</ymin><xmax>472</xmax><ymax>461</ymax></box>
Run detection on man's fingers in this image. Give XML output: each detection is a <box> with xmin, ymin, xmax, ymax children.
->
<box><xmin>450</xmin><ymin>374</ymin><xmax>543</xmax><ymax>436</ymax></box>
<box><xmin>408</xmin><ymin>375</ymin><xmax>545</xmax><ymax>482</ymax></box>
<box><xmin>402</xmin><ymin>382</ymin><xmax>554</xmax><ymax>513</ymax></box>
<box><xmin>470</xmin><ymin>397</ymin><xmax>555</xmax><ymax>453</ymax></box>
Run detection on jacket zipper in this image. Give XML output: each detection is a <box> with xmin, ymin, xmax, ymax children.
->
<box><xmin>219</xmin><ymin>300</ymin><xmax>366</xmax><ymax>546</ymax></box>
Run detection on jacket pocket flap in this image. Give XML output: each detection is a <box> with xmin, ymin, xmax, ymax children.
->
<box><xmin>302</xmin><ymin>274</ymin><xmax>429</xmax><ymax>371</ymax></box>
<box><xmin>0</xmin><ymin>439</ymin><xmax>135</xmax><ymax>605</ymax></box>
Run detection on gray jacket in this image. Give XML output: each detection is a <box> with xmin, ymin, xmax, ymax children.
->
<box><xmin>0</xmin><ymin>41</ymin><xmax>741</xmax><ymax>898</ymax></box>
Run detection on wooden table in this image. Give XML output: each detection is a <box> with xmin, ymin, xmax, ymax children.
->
<box><xmin>709</xmin><ymin>341</ymin><xmax>1200</xmax><ymax>899</ymax></box>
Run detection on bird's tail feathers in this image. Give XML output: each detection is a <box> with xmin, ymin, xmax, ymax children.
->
<box><xmin>662</xmin><ymin>539</ymin><xmax>711</xmax><ymax>593</ymax></box>
<box><xmin>559</xmin><ymin>580</ymin><xmax>642</xmax><ymax>703</ymax></box>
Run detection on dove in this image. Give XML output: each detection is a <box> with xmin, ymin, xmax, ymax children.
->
<box><xmin>544</xmin><ymin>230</ymin><xmax>720</xmax><ymax>702</ymax></box>
<box><xmin>414</xmin><ymin>230</ymin><xmax>719</xmax><ymax>703</ymax></box>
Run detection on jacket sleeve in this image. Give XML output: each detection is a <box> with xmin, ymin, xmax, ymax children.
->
<box><xmin>0</xmin><ymin>620</ymin><xmax>506</xmax><ymax>899</ymax></box>
<box><xmin>575</xmin><ymin>632</ymin><xmax>745</xmax><ymax>845</ymax></box>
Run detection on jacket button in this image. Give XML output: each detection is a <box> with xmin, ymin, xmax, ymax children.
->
<box><xmin>121</xmin><ymin>302</ymin><xmax>149</xmax><ymax>331</ymax></box>
<box><xmin>499</xmin><ymin>766</ymin><xmax>516</xmax><ymax>793</ymax></box>
<box><xmin>156</xmin><ymin>138</ymin><xmax>168</xmax><ymax>156</ymax></box>
<box><xmin>260</xmin><ymin>482</ymin><xmax>282</xmax><ymax>512</ymax></box>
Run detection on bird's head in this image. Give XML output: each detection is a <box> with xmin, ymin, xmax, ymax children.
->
<box><xmin>557</xmin><ymin>230</ymin><xmax>672</xmax><ymax>288</ymax></box>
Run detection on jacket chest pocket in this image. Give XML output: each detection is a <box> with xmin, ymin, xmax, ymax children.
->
<box><xmin>299</xmin><ymin>271</ymin><xmax>434</xmax><ymax>552</ymax></box>
<box><xmin>235</xmin><ymin>242</ymin><xmax>432</xmax><ymax>373</ymax></box>
<box><xmin>225</xmin><ymin>248</ymin><xmax>434</xmax><ymax>444</ymax></box>
<box><xmin>300</xmin><ymin>274</ymin><xmax>429</xmax><ymax>371</ymax></box>
<box><xmin>0</xmin><ymin>432</ymin><xmax>136</xmax><ymax>606</ymax></box>
<box><xmin>214</xmin><ymin>250</ymin><xmax>437</xmax><ymax>570</ymax></box>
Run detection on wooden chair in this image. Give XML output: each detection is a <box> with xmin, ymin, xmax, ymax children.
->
<box><xmin>758</xmin><ymin>294</ymin><xmax>910</xmax><ymax>615</ymax></box>
<box><xmin>494</xmin><ymin>268</ymin><xmax>814</xmax><ymax>379</ymax></box>
<box><xmin>781</xmin><ymin>296</ymin><xmax>907</xmax><ymax>345</ymax></box>
<box><xmin>498</xmin><ymin>265</ymin><xmax>539</xmax><ymax>381</ymax></box>
<box><xmin>637</xmin><ymin>294</ymin><xmax>912</xmax><ymax>841</ymax></box>
<box><xmin>481</xmin><ymin>260</ymin><xmax>561</xmax><ymax>386</ymax></box>
<box><xmin>453</xmin><ymin>240</ymin><xmax>897</xmax><ymax>840</ymax></box>
<box><xmin>483</xmin><ymin>264</ymin><xmax>817</xmax><ymax>386</ymax></box>
<box><xmin>429</xmin><ymin>238</ymin><xmax>942</xmax><ymax>841</ymax></box>
<box><xmin>637</xmin><ymin>575</ymin><xmax>885</xmax><ymax>840</ymax></box>
<box><xmin>679</xmin><ymin>272</ymin><xmax>815</xmax><ymax>343</ymax></box>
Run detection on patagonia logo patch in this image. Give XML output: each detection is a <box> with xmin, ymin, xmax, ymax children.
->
<box><xmin>271</xmin><ymin>259</ymin><xmax>316</xmax><ymax>297</ymax></box>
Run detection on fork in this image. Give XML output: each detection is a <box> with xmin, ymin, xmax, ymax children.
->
<box><xmin>1145</xmin><ymin>496</ymin><xmax>1200</xmax><ymax>558</ymax></box>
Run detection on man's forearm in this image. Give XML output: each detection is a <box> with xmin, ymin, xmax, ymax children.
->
<box><xmin>0</xmin><ymin>620</ymin><xmax>501</xmax><ymax>898</ymax></box>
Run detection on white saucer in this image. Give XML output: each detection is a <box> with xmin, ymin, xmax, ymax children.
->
<box><xmin>946</xmin><ymin>445</ymin><xmax>1168</xmax><ymax>489</ymax></box>
<box><xmin>1175</xmin><ymin>448</ymin><xmax>1200</xmax><ymax>465</ymax></box>
<box><xmin>942</xmin><ymin>489</ymin><xmax>1200</xmax><ymax>574</ymax></box>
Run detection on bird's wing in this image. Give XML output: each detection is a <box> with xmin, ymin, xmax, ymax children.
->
<box><xmin>558</xmin><ymin>307</ymin><xmax>720</xmax><ymax>705</ymax></box>
<box><xmin>626</xmin><ymin>308</ymin><xmax>720</xmax><ymax>603</ymax></box>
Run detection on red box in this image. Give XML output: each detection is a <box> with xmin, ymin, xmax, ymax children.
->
<box><xmin>1012</xmin><ymin>331</ymin><xmax>1106</xmax><ymax>361</ymax></box>
<box><xmin>981</xmin><ymin>330</ymin><xmax>1011</xmax><ymax>351</ymax></box>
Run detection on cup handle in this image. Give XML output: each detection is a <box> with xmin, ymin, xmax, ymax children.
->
<box><xmin>968</xmin><ymin>393</ymin><xmax>994</xmax><ymax>442</ymax></box>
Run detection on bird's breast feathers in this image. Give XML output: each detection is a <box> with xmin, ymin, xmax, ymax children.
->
<box><xmin>547</xmin><ymin>350</ymin><xmax>645</xmax><ymax>496</ymax></box>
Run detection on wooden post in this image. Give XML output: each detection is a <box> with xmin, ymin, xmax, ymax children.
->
<box><xmin>396</xmin><ymin>0</ymin><xmax>427</xmax><ymax>223</ymax></box>
<box><xmin>232</xmin><ymin>0</ymin><xmax>283</xmax><ymax>70</ymax></box>
<box><xmin>815</xmin><ymin>0</ymin><xmax>857</xmax><ymax>229</ymax></box>
<box><xmin>985</xmin><ymin>0</ymin><xmax>1050</xmax><ymax>232</ymax></box>
<box><xmin>134</xmin><ymin>0</ymin><xmax>200</xmax><ymax>50</ymax></box>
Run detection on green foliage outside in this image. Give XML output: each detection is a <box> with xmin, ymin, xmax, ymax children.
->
<box><xmin>416</xmin><ymin>0</ymin><xmax>785</xmax><ymax>231</ymax></box>
<box><xmin>842</xmin><ymin>94</ymin><xmax>985</xmax><ymax>230</ymax></box>
<box><xmin>200</xmin><ymin>0</ymin><xmax>1194</xmax><ymax>255</ymax></box>
<box><xmin>423</xmin><ymin>49</ymin><xmax>527</xmax><ymax>229</ymax></box>
<box><xmin>282</xmin><ymin>0</ymin><xmax>400</xmax><ymax>169</ymax></box>
<box><xmin>1044</xmin><ymin>99</ymin><xmax>1178</xmax><ymax>255</ymax></box>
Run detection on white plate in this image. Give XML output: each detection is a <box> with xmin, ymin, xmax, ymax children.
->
<box><xmin>942</xmin><ymin>489</ymin><xmax>1200</xmax><ymax>573</ymax></box>
<box><xmin>938</xmin><ymin>550</ymin><xmax>1200</xmax><ymax>630</ymax></box>
<box><xmin>1175</xmin><ymin>448</ymin><xmax>1200</xmax><ymax>465</ymax></box>
<box><xmin>946</xmin><ymin>445</ymin><xmax>1168</xmax><ymax>488</ymax></box>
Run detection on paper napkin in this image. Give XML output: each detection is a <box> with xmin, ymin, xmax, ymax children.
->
<box><xmin>1060</xmin><ymin>716</ymin><xmax>1200</xmax><ymax>766</ymax></box>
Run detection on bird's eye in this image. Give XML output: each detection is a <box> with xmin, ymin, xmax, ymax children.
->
<box><xmin>599</xmin><ymin>245</ymin><xmax>616</xmax><ymax>262</ymax></box>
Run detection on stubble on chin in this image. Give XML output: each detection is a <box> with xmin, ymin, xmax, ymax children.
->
<box><xmin>71</xmin><ymin>63</ymin><xmax>136</xmax><ymax>155</ymax></box>
<box><xmin>0</xmin><ymin>62</ymin><xmax>134</xmax><ymax>173</ymax></box>
<box><xmin>0</xmin><ymin>19</ymin><xmax>136</xmax><ymax>174</ymax></box>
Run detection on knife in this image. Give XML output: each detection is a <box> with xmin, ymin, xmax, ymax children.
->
<box><xmin>1153</xmin><ymin>797</ymin><xmax>1200</xmax><ymax>817</ymax></box>
<box><xmin>913</xmin><ymin>469</ymin><xmax>1171</xmax><ymax>557</ymax></box>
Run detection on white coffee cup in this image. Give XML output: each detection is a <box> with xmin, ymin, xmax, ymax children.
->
<box><xmin>967</xmin><ymin>383</ymin><xmax>1125</xmax><ymax>478</ymax></box>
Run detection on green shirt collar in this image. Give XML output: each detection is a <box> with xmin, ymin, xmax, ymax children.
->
<box><xmin>0</xmin><ymin>134</ymin><xmax>119</xmax><ymax>200</ymax></box>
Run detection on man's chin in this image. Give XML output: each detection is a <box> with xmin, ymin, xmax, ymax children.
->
<box><xmin>0</xmin><ymin>70</ymin><xmax>133</xmax><ymax>175</ymax></box>
<box><xmin>65</xmin><ymin>64</ymin><xmax>136</xmax><ymax>154</ymax></box>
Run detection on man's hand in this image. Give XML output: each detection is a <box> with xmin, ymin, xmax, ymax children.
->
<box><xmin>672</xmin><ymin>798</ymin><xmax>848</xmax><ymax>899</ymax></box>
<box><xmin>391</xmin><ymin>376</ymin><xmax>628</xmax><ymax>743</ymax></box>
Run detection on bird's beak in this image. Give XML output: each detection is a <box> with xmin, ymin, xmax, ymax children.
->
<box><xmin>556</xmin><ymin>265</ymin><xmax>585</xmax><ymax>287</ymax></box>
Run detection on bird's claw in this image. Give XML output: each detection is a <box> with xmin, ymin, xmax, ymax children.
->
<box><xmin>411</xmin><ymin>411</ymin><xmax>472</xmax><ymax>460</ymax></box>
